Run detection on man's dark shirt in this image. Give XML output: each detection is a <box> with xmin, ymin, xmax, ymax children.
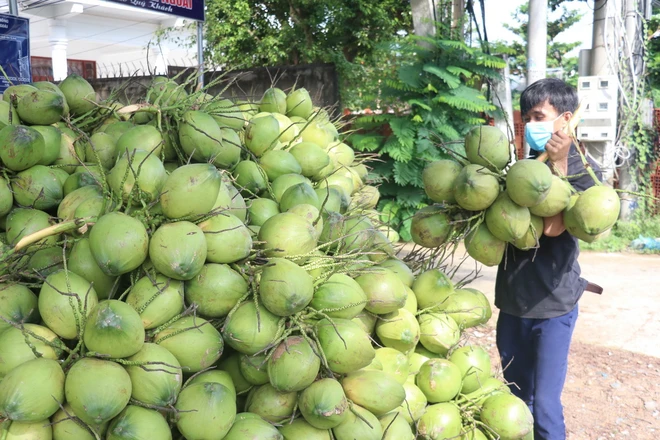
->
<box><xmin>495</xmin><ymin>145</ymin><xmax>603</xmax><ymax>319</ymax></box>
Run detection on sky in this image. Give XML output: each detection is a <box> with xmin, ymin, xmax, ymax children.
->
<box><xmin>478</xmin><ymin>0</ymin><xmax>595</xmax><ymax>57</ymax></box>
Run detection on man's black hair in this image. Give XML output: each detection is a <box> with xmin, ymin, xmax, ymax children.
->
<box><xmin>520</xmin><ymin>78</ymin><xmax>578</xmax><ymax>116</ymax></box>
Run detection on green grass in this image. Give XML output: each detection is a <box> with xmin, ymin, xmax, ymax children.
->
<box><xmin>580</xmin><ymin>216</ymin><xmax>660</xmax><ymax>254</ymax></box>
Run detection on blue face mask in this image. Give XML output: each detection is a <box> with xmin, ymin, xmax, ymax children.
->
<box><xmin>525</xmin><ymin>114</ymin><xmax>564</xmax><ymax>152</ymax></box>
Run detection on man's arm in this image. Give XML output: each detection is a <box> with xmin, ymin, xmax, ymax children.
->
<box><xmin>542</xmin><ymin>130</ymin><xmax>572</xmax><ymax>237</ymax></box>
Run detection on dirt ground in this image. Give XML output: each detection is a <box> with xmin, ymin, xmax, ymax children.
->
<box><xmin>451</xmin><ymin>250</ymin><xmax>660</xmax><ymax>439</ymax></box>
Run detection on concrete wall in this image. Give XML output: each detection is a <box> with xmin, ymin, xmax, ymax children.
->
<box><xmin>89</xmin><ymin>63</ymin><xmax>341</xmax><ymax>113</ymax></box>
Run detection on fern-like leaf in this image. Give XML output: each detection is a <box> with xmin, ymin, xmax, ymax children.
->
<box><xmin>423</xmin><ymin>64</ymin><xmax>460</xmax><ymax>89</ymax></box>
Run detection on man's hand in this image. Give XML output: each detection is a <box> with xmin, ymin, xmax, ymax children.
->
<box><xmin>545</xmin><ymin>130</ymin><xmax>571</xmax><ymax>175</ymax></box>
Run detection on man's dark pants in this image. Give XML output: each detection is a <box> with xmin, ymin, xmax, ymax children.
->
<box><xmin>496</xmin><ymin>305</ymin><xmax>579</xmax><ymax>440</ymax></box>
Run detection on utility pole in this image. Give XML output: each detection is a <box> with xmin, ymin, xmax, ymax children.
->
<box><xmin>493</xmin><ymin>56</ymin><xmax>516</xmax><ymax>162</ymax></box>
<box><xmin>451</xmin><ymin>0</ymin><xmax>465</xmax><ymax>39</ymax></box>
<box><xmin>8</xmin><ymin>0</ymin><xmax>18</xmax><ymax>15</ymax></box>
<box><xmin>587</xmin><ymin>0</ymin><xmax>618</xmax><ymax>186</ymax></box>
<box><xmin>526</xmin><ymin>0</ymin><xmax>548</xmax><ymax>86</ymax></box>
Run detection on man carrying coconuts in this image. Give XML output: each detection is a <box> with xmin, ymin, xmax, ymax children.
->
<box><xmin>495</xmin><ymin>78</ymin><xmax>602</xmax><ymax>440</ymax></box>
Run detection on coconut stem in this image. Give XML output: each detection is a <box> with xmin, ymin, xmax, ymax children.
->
<box><xmin>12</xmin><ymin>218</ymin><xmax>91</xmax><ymax>252</ymax></box>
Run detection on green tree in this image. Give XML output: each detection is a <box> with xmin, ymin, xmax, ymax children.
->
<box><xmin>200</xmin><ymin>0</ymin><xmax>412</xmax><ymax>109</ymax></box>
<box><xmin>494</xmin><ymin>4</ymin><xmax>583</xmax><ymax>86</ymax></box>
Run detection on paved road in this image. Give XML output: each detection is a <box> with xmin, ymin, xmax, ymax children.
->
<box><xmin>449</xmin><ymin>249</ymin><xmax>660</xmax><ymax>358</ymax></box>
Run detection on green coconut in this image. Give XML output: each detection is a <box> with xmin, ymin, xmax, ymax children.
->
<box><xmin>465</xmin><ymin>125</ymin><xmax>511</xmax><ymax>171</ymax></box>
<box><xmin>0</xmin><ymin>284</ymin><xmax>39</xmax><ymax>333</ymax></box>
<box><xmin>271</xmin><ymin>174</ymin><xmax>311</xmax><ymax>202</ymax></box>
<box><xmin>572</xmin><ymin>185</ymin><xmax>620</xmax><ymax>235</ymax></box>
<box><xmin>125</xmin><ymin>274</ymin><xmax>183</xmax><ymax>329</ymax></box>
<box><xmin>62</xmin><ymin>165</ymin><xmax>103</xmax><ymax>196</ymax></box>
<box><xmin>380</xmin><ymin>411</ymin><xmax>414</xmax><ymax>440</ymax></box>
<box><xmin>245</xmin><ymin>115</ymin><xmax>281</xmax><ymax>156</ymax></box>
<box><xmin>198</xmin><ymin>213</ymin><xmax>252</xmax><ymax>264</ymax></box>
<box><xmin>268</xmin><ymin>336</ymin><xmax>321</xmax><ymax>392</ymax></box>
<box><xmin>259</xmin><ymin>150</ymin><xmax>302</xmax><ymax>181</ymax></box>
<box><xmin>245</xmin><ymin>384</ymin><xmax>297</xmax><ymax>423</ymax></box>
<box><xmin>286</xmin><ymin>88</ymin><xmax>313</xmax><ymax>119</ymax></box>
<box><xmin>454</xmin><ymin>164</ymin><xmax>500</xmax><ymax>211</ymax></box>
<box><xmin>51</xmin><ymin>403</ymin><xmax>107</xmax><ymax>440</ymax></box>
<box><xmin>465</xmin><ymin>223</ymin><xmax>506</xmax><ymax>267</ymax></box>
<box><xmin>347</xmin><ymin>185</ymin><xmax>379</xmax><ymax>211</ymax></box>
<box><xmin>529</xmin><ymin>174</ymin><xmax>572</xmax><ymax>217</ymax></box>
<box><xmin>175</xmin><ymin>382</ymin><xmax>236</xmax><ymax>440</ymax></box>
<box><xmin>149</xmin><ymin>221</ymin><xmax>206</xmax><ymax>280</ymax></box>
<box><xmin>326</xmin><ymin>141</ymin><xmax>354</xmax><ymax>166</ymax></box>
<box><xmin>89</xmin><ymin>212</ymin><xmax>149</xmax><ymax>276</ymax></box>
<box><xmin>30</xmin><ymin>125</ymin><xmax>61</xmax><ymax>166</ymax></box>
<box><xmin>184</xmin><ymin>263</ymin><xmax>248</xmax><ymax>318</ymax></box>
<box><xmin>1</xmin><ymin>419</ymin><xmax>54</xmax><ymax>439</ymax></box>
<box><xmin>375</xmin><ymin>308</ymin><xmax>421</xmax><ymax>354</ymax></box>
<box><xmin>222</xmin><ymin>301</ymin><xmax>280</xmax><ymax>355</ymax></box>
<box><xmin>65</xmin><ymin>358</ymin><xmax>131</xmax><ymax>426</ymax></box>
<box><xmin>260</xmin><ymin>88</ymin><xmax>287</xmax><ymax>114</ymax></box>
<box><xmin>443</xmin><ymin>288</ymin><xmax>492</xmax><ymax>329</ymax></box>
<box><xmin>11</xmin><ymin>165</ymin><xmax>63</xmax><ymax>210</ymax></box>
<box><xmin>394</xmin><ymin>381</ymin><xmax>428</xmax><ymax>423</ymax></box>
<box><xmin>84</xmin><ymin>300</ymin><xmax>145</xmax><ymax>358</ymax></box>
<box><xmin>153</xmin><ymin>316</ymin><xmax>223</xmax><ymax>373</ymax></box>
<box><xmin>448</xmin><ymin>345</ymin><xmax>492</xmax><ymax>395</ymax></box>
<box><xmin>188</xmin><ymin>370</ymin><xmax>236</xmax><ymax>397</ymax></box>
<box><xmin>423</xmin><ymin>159</ymin><xmax>463</xmax><ymax>203</ymax></box>
<box><xmin>57</xmin><ymin>184</ymin><xmax>102</xmax><ymax>220</ymax></box>
<box><xmin>38</xmin><ymin>270</ymin><xmax>99</xmax><ymax>339</ymax></box>
<box><xmin>248</xmin><ymin>198</ymin><xmax>280</xmax><ymax>226</ymax></box>
<box><xmin>115</xmin><ymin>125</ymin><xmax>163</xmax><ymax>158</ymax></box>
<box><xmin>341</xmin><ymin>370</ymin><xmax>405</xmax><ymax>416</ymax></box>
<box><xmin>58</xmin><ymin>74</ymin><xmax>96</xmax><ymax>115</ymax></box>
<box><xmin>373</xmin><ymin>347</ymin><xmax>409</xmax><ymax>384</ymax></box>
<box><xmin>234</xmin><ymin>160</ymin><xmax>268</xmax><ymax>195</ymax></box>
<box><xmin>300</xmin><ymin>122</ymin><xmax>334</xmax><ymax>150</ymax></box>
<box><xmin>179</xmin><ymin>111</ymin><xmax>241</xmax><ymax>169</ymax></box>
<box><xmin>506</xmin><ymin>159</ymin><xmax>553</xmax><ymax>207</ymax></box>
<box><xmin>146</xmin><ymin>77</ymin><xmax>187</xmax><ymax>106</ymax></box>
<box><xmin>124</xmin><ymin>343</ymin><xmax>182</xmax><ymax>407</ymax></box>
<box><xmin>160</xmin><ymin>163</ymin><xmax>222</xmax><ymax>219</ymax></box>
<box><xmin>0</xmin><ymin>358</ymin><xmax>64</xmax><ymax>422</ymax></box>
<box><xmin>5</xmin><ymin>208</ymin><xmax>54</xmax><ymax>249</ymax></box>
<box><xmin>417</xmin><ymin>313</ymin><xmax>460</xmax><ymax>356</ymax></box>
<box><xmin>54</xmin><ymin>131</ymin><xmax>86</xmax><ymax>174</ymax></box>
<box><xmin>2</xmin><ymin>85</ymin><xmax>37</xmax><ymax>103</ymax></box>
<box><xmin>217</xmin><ymin>354</ymin><xmax>253</xmax><ymax>395</ymax></box>
<box><xmin>331</xmin><ymin>404</ymin><xmax>381</xmax><ymax>440</ymax></box>
<box><xmin>202</xmin><ymin>98</ymin><xmax>246</xmax><ymax>130</ymax></box>
<box><xmin>239</xmin><ymin>354</ymin><xmax>270</xmax><ymax>386</ymax></box>
<box><xmin>309</xmin><ymin>273</ymin><xmax>367</xmax><ymax>319</ymax></box>
<box><xmin>0</xmin><ymin>177</ymin><xmax>12</xmax><ymax>217</ymax></box>
<box><xmin>259</xmin><ymin>258</ymin><xmax>314</xmax><ymax>316</ymax></box>
<box><xmin>485</xmin><ymin>192</ymin><xmax>531</xmax><ymax>243</ymax></box>
<box><xmin>104</xmin><ymin>121</ymin><xmax>135</xmax><ymax>142</ymax></box>
<box><xmin>299</xmin><ymin>378</ymin><xmax>348</xmax><ymax>429</ymax></box>
<box><xmin>270</xmin><ymin>113</ymin><xmax>300</xmax><ymax>144</ymax></box>
<box><xmin>416</xmin><ymin>402</ymin><xmax>463</xmax><ymax>440</ymax></box>
<box><xmin>17</xmin><ymin>90</ymin><xmax>66</xmax><ymax>125</ymax></box>
<box><xmin>0</xmin><ymin>324</ymin><xmax>63</xmax><ymax>378</ymax></box>
<box><xmin>513</xmin><ymin>214</ymin><xmax>544</xmax><ymax>250</ymax></box>
<box><xmin>106</xmin><ymin>405</ymin><xmax>172</xmax><ymax>440</ymax></box>
<box><xmin>402</xmin><ymin>286</ymin><xmax>418</xmax><ymax>314</ymax></box>
<box><xmin>411</xmin><ymin>269</ymin><xmax>454</xmax><ymax>310</ymax></box>
<box><xmin>279</xmin><ymin>419</ymin><xmax>331</xmax><ymax>439</ymax></box>
<box><xmin>316</xmin><ymin>318</ymin><xmax>375</xmax><ymax>374</ymax></box>
<box><xmin>279</xmin><ymin>182</ymin><xmax>320</xmax><ymax>211</ymax></box>
<box><xmin>480</xmin><ymin>394</ymin><xmax>534</xmax><ymax>440</ymax></box>
<box><xmin>108</xmin><ymin>150</ymin><xmax>167</xmax><ymax>205</ymax></box>
<box><xmin>411</xmin><ymin>206</ymin><xmax>453</xmax><ymax>248</ymax></box>
<box><xmin>354</xmin><ymin>268</ymin><xmax>407</xmax><ymax>315</ymax></box>
<box><xmin>258</xmin><ymin>212</ymin><xmax>318</xmax><ymax>261</ymax></box>
<box><xmin>0</xmin><ymin>101</ymin><xmax>18</xmax><ymax>130</ymax></box>
<box><xmin>67</xmin><ymin>238</ymin><xmax>117</xmax><ymax>300</ymax></box>
<box><xmin>416</xmin><ymin>358</ymin><xmax>463</xmax><ymax>403</ymax></box>
<box><xmin>378</xmin><ymin>258</ymin><xmax>414</xmax><ymax>288</ymax></box>
<box><xmin>223</xmin><ymin>413</ymin><xmax>283</xmax><ymax>439</ymax></box>
<box><xmin>289</xmin><ymin>142</ymin><xmax>331</xmax><ymax>178</ymax></box>
<box><xmin>0</xmin><ymin>125</ymin><xmax>45</xmax><ymax>171</ymax></box>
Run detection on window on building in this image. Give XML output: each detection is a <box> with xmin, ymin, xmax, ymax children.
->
<box><xmin>30</xmin><ymin>57</ymin><xmax>97</xmax><ymax>82</ymax></box>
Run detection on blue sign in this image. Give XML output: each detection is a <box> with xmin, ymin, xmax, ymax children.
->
<box><xmin>103</xmin><ymin>0</ymin><xmax>205</xmax><ymax>22</ymax></box>
<box><xmin>0</xmin><ymin>14</ymin><xmax>31</xmax><ymax>93</ymax></box>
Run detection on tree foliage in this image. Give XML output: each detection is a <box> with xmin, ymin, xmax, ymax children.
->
<box><xmin>493</xmin><ymin>4</ymin><xmax>583</xmax><ymax>87</ymax></box>
<box><xmin>201</xmin><ymin>0</ymin><xmax>412</xmax><ymax>108</ymax></box>
<box><xmin>349</xmin><ymin>28</ymin><xmax>504</xmax><ymax>240</ymax></box>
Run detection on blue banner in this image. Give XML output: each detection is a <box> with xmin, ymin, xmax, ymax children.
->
<box><xmin>0</xmin><ymin>14</ymin><xmax>31</xmax><ymax>93</ymax></box>
<box><xmin>103</xmin><ymin>0</ymin><xmax>205</xmax><ymax>22</ymax></box>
